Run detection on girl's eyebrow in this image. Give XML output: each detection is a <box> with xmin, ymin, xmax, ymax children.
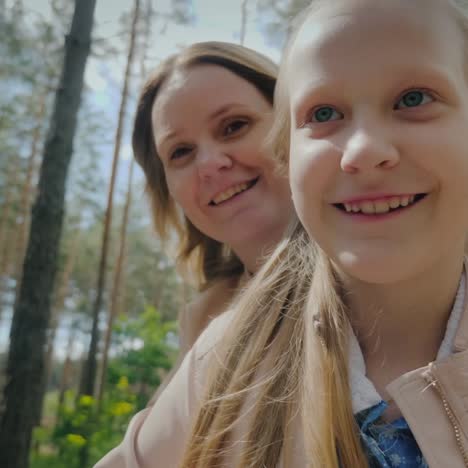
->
<box><xmin>290</xmin><ymin>80</ymin><xmax>340</xmax><ymax>119</ymax></box>
<box><xmin>291</xmin><ymin>83</ymin><xmax>331</xmax><ymax>107</ymax></box>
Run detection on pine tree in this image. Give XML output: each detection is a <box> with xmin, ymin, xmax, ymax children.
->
<box><xmin>0</xmin><ymin>1</ymin><xmax>97</xmax><ymax>466</ymax></box>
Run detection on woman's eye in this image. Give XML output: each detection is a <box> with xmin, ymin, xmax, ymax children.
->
<box><xmin>223</xmin><ymin>119</ymin><xmax>248</xmax><ymax>136</ymax></box>
<box><xmin>310</xmin><ymin>106</ymin><xmax>343</xmax><ymax>123</ymax></box>
<box><xmin>395</xmin><ymin>90</ymin><xmax>434</xmax><ymax>110</ymax></box>
<box><xmin>170</xmin><ymin>146</ymin><xmax>192</xmax><ymax>160</ymax></box>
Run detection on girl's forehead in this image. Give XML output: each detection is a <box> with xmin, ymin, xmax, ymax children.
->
<box><xmin>286</xmin><ymin>0</ymin><xmax>464</xmax><ymax>99</ymax></box>
<box><xmin>290</xmin><ymin>0</ymin><xmax>454</xmax><ymax>60</ymax></box>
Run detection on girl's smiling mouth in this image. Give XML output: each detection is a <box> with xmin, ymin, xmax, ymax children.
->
<box><xmin>209</xmin><ymin>177</ymin><xmax>260</xmax><ymax>206</ymax></box>
<box><xmin>333</xmin><ymin>193</ymin><xmax>427</xmax><ymax>216</ymax></box>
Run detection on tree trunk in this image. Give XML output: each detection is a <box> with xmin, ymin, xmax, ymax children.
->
<box><xmin>0</xmin><ymin>1</ymin><xmax>96</xmax><ymax>466</ymax></box>
<box><xmin>79</xmin><ymin>0</ymin><xmax>140</xmax><ymax>398</ymax></box>
<box><xmin>0</xmin><ymin>156</ymin><xmax>20</xmax><ymax>276</ymax></box>
<box><xmin>13</xmin><ymin>95</ymin><xmax>46</xmax><ymax>290</ymax></box>
<box><xmin>0</xmin><ymin>0</ymin><xmax>6</xmax><ymax>21</ymax></box>
<box><xmin>97</xmin><ymin>0</ymin><xmax>151</xmax><ymax>406</ymax></box>
<box><xmin>0</xmin><ymin>157</ymin><xmax>20</xmax><ymax>316</ymax></box>
<box><xmin>97</xmin><ymin>159</ymin><xmax>135</xmax><ymax>405</ymax></box>
<box><xmin>38</xmin><ymin>228</ymin><xmax>81</xmax><ymax>425</ymax></box>
<box><xmin>56</xmin><ymin>325</ymin><xmax>77</xmax><ymax>421</ymax></box>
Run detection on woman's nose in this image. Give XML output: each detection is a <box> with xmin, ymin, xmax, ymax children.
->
<box><xmin>197</xmin><ymin>145</ymin><xmax>233</xmax><ymax>179</ymax></box>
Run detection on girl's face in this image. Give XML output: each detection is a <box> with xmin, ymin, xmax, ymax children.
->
<box><xmin>288</xmin><ymin>0</ymin><xmax>468</xmax><ymax>283</ymax></box>
<box><xmin>152</xmin><ymin>64</ymin><xmax>292</xmax><ymax>250</ymax></box>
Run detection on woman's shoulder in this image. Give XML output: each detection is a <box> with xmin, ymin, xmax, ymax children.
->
<box><xmin>179</xmin><ymin>274</ymin><xmax>241</xmax><ymax>353</ymax></box>
<box><xmin>192</xmin><ymin>275</ymin><xmax>241</xmax><ymax>315</ymax></box>
<box><xmin>192</xmin><ymin>303</ymin><xmax>237</xmax><ymax>358</ymax></box>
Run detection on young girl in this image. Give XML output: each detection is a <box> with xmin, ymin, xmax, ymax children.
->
<box><xmin>96</xmin><ymin>0</ymin><xmax>468</xmax><ymax>466</ymax></box>
<box><xmin>132</xmin><ymin>42</ymin><xmax>293</xmax><ymax>367</ymax></box>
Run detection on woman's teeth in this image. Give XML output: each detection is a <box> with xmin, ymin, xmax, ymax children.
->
<box><xmin>212</xmin><ymin>182</ymin><xmax>250</xmax><ymax>205</ymax></box>
<box><xmin>342</xmin><ymin>195</ymin><xmax>417</xmax><ymax>214</ymax></box>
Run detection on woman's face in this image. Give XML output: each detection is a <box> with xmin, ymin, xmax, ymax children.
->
<box><xmin>287</xmin><ymin>0</ymin><xmax>468</xmax><ymax>284</ymax></box>
<box><xmin>152</xmin><ymin>64</ymin><xmax>292</xmax><ymax>252</ymax></box>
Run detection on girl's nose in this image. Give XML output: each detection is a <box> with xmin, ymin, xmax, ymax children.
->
<box><xmin>340</xmin><ymin>127</ymin><xmax>400</xmax><ymax>174</ymax></box>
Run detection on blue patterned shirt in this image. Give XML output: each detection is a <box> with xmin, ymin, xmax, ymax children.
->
<box><xmin>355</xmin><ymin>400</ymin><xmax>428</xmax><ymax>467</ymax></box>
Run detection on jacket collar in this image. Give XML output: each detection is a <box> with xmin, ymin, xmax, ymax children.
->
<box><xmin>348</xmin><ymin>258</ymin><xmax>467</xmax><ymax>415</ymax></box>
<box><xmin>453</xmin><ymin>258</ymin><xmax>468</xmax><ymax>353</ymax></box>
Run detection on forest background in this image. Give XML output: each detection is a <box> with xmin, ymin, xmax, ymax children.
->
<box><xmin>0</xmin><ymin>0</ymin><xmax>309</xmax><ymax>466</ymax></box>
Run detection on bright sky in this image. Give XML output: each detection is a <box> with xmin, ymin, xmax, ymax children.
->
<box><xmin>22</xmin><ymin>0</ymin><xmax>281</xmax><ymax>93</ymax></box>
<box><xmin>93</xmin><ymin>0</ymin><xmax>281</xmax><ymax>62</ymax></box>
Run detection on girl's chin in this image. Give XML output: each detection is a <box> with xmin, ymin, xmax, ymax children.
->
<box><xmin>332</xmin><ymin>251</ymin><xmax>414</xmax><ymax>285</ymax></box>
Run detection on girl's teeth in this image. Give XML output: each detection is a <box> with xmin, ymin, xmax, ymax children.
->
<box><xmin>374</xmin><ymin>200</ymin><xmax>390</xmax><ymax>214</ymax></box>
<box><xmin>341</xmin><ymin>195</ymin><xmax>420</xmax><ymax>215</ymax></box>
<box><xmin>361</xmin><ymin>201</ymin><xmax>375</xmax><ymax>214</ymax></box>
<box><xmin>389</xmin><ymin>197</ymin><xmax>401</xmax><ymax>209</ymax></box>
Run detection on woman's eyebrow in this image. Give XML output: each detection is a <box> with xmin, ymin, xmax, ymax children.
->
<box><xmin>207</xmin><ymin>103</ymin><xmax>248</xmax><ymax>122</ymax></box>
<box><xmin>156</xmin><ymin>128</ymin><xmax>182</xmax><ymax>150</ymax></box>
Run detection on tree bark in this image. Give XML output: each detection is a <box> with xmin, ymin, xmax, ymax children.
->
<box><xmin>38</xmin><ymin>228</ymin><xmax>81</xmax><ymax>425</ymax></box>
<box><xmin>97</xmin><ymin>159</ymin><xmax>135</xmax><ymax>405</ymax></box>
<box><xmin>0</xmin><ymin>157</ymin><xmax>20</xmax><ymax>276</ymax></box>
<box><xmin>0</xmin><ymin>1</ymin><xmax>96</xmax><ymax>467</ymax></box>
<box><xmin>56</xmin><ymin>325</ymin><xmax>77</xmax><ymax>421</ymax></box>
<box><xmin>13</xmin><ymin>95</ymin><xmax>46</xmax><ymax>289</ymax></box>
<box><xmin>79</xmin><ymin>0</ymin><xmax>140</xmax><ymax>398</ymax></box>
<box><xmin>0</xmin><ymin>157</ymin><xmax>20</xmax><ymax>316</ymax></box>
<box><xmin>96</xmin><ymin>0</ymin><xmax>151</xmax><ymax>406</ymax></box>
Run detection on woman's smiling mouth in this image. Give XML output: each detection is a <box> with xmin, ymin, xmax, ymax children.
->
<box><xmin>209</xmin><ymin>177</ymin><xmax>260</xmax><ymax>206</ymax></box>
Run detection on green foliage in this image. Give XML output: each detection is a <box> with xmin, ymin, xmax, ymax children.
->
<box><xmin>30</xmin><ymin>305</ymin><xmax>177</xmax><ymax>467</ymax></box>
<box><xmin>29</xmin><ymin>385</ymin><xmax>135</xmax><ymax>468</ymax></box>
<box><xmin>110</xmin><ymin>305</ymin><xmax>177</xmax><ymax>408</ymax></box>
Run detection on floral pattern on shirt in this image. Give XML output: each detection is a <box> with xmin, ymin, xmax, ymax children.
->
<box><xmin>355</xmin><ymin>400</ymin><xmax>429</xmax><ymax>468</ymax></box>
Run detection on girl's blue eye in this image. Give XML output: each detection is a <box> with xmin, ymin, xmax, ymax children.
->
<box><xmin>311</xmin><ymin>106</ymin><xmax>342</xmax><ymax>123</ymax></box>
<box><xmin>395</xmin><ymin>90</ymin><xmax>433</xmax><ymax>109</ymax></box>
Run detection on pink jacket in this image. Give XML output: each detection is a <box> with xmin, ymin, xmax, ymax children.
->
<box><xmin>95</xmin><ymin>266</ymin><xmax>468</xmax><ymax>468</ymax></box>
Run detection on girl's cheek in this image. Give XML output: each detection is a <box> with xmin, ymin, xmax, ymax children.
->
<box><xmin>291</xmin><ymin>140</ymin><xmax>335</xmax><ymax>179</ymax></box>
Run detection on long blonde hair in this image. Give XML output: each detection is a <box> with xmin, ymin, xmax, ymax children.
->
<box><xmin>132</xmin><ymin>42</ymin><xmax>278</xmax><ymax>289</ymax></box>
<box><xmin>180</xmin><ymin>1</ymin><xmax>468</xmax><ymax>467</ymax></box>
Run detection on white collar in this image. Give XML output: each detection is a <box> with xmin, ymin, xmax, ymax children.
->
<box><xmin>349</xmin><ymin>269</ymin><xmax>466</xmax><ymax>414</ymax></box>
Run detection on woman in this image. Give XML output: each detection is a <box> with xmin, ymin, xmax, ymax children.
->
<box><xmin>132</xmin><ymin>41</ymin><xmax>293</xmax><ymax>361</ymax></box>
